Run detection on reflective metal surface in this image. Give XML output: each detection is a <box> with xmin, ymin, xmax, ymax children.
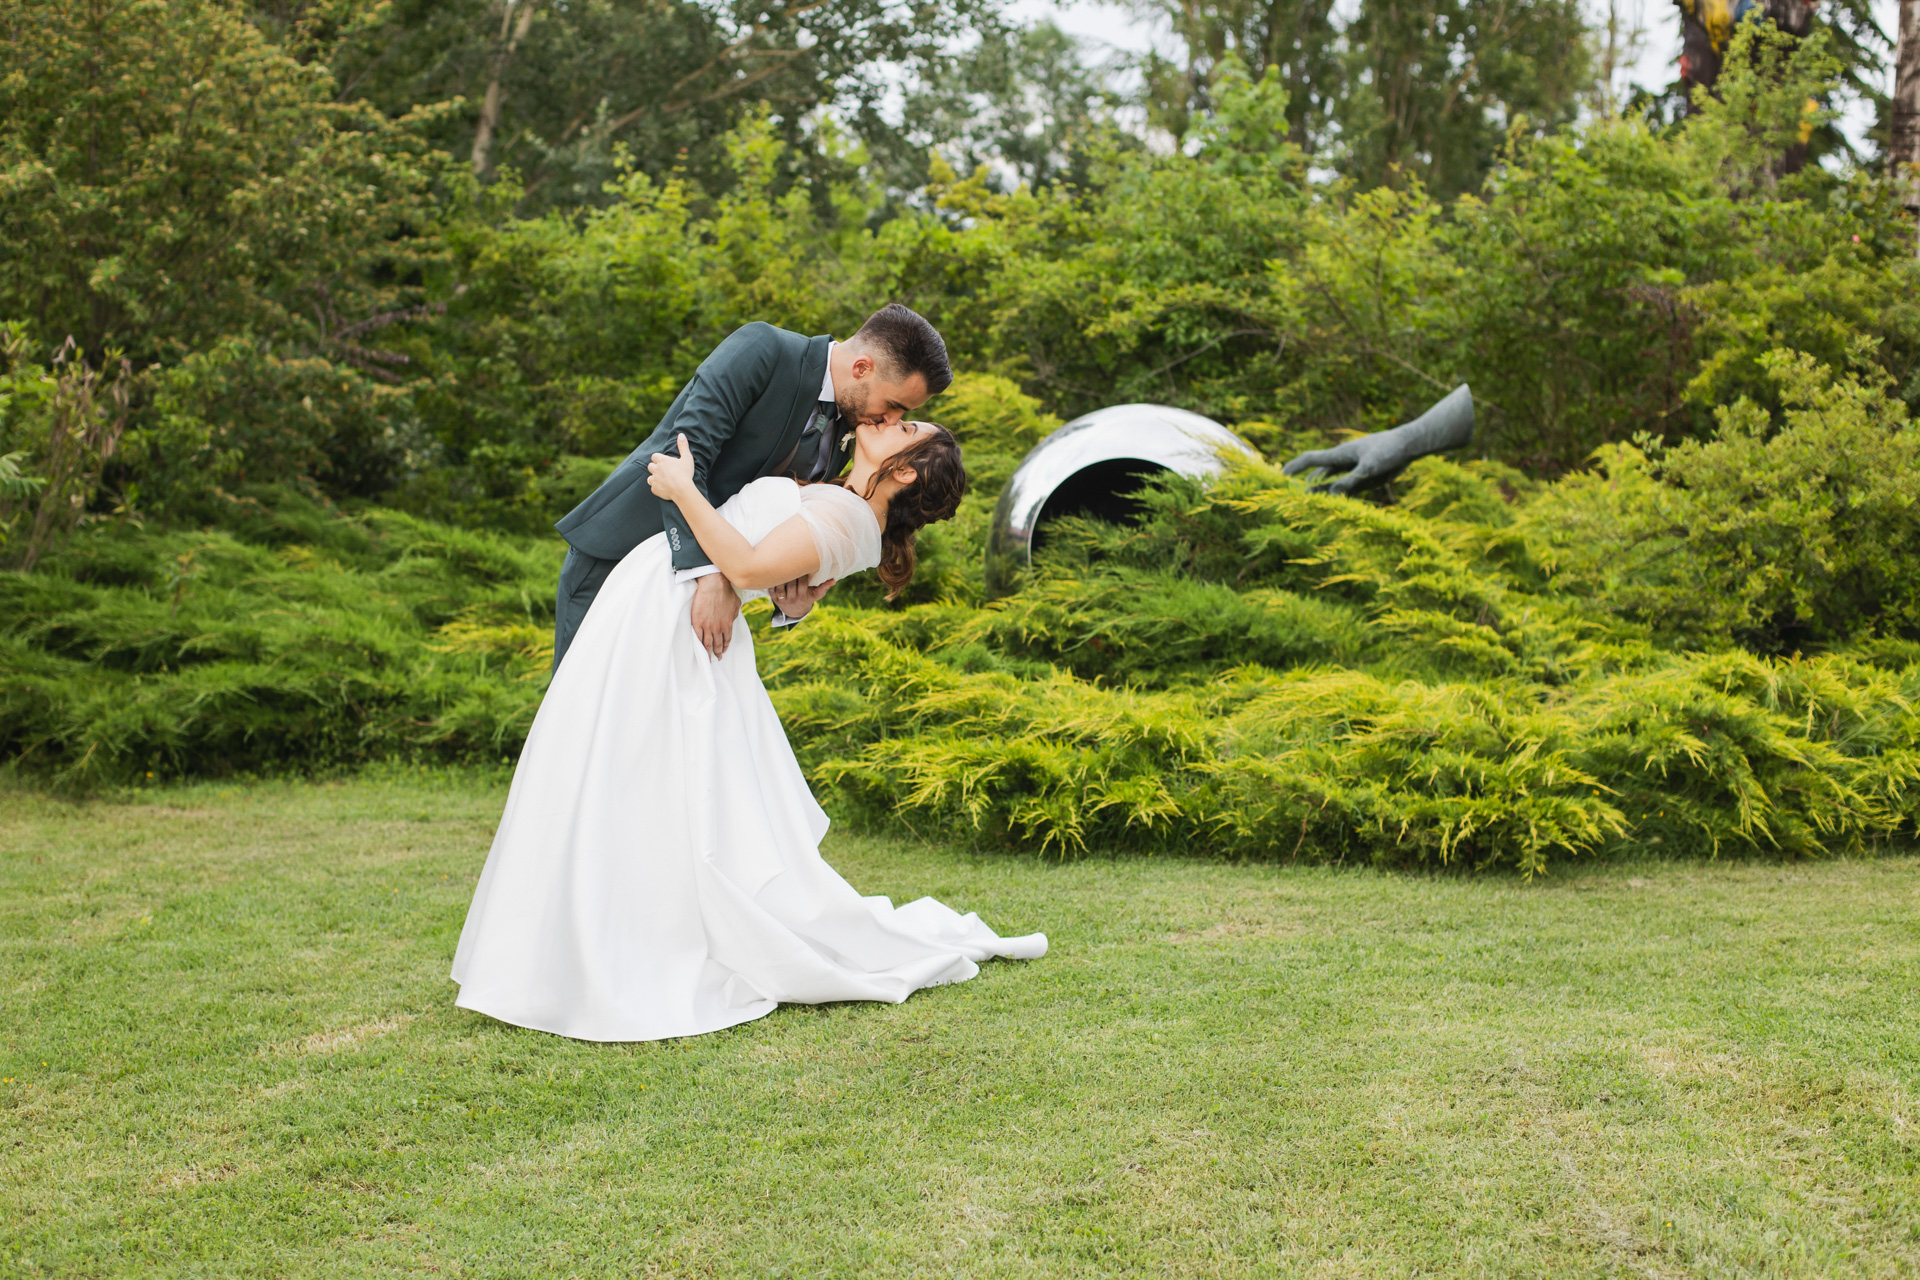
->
<box><xmin>983</xmin><ymin>404</ymin><xmax>1259</xmax><ymax>597</ymax></box>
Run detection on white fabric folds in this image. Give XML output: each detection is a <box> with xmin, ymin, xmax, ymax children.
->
<box><xmin>450</xmin><ymin>476</ymin><xmax>1046</xmax><ymax>1042</ymax></box>
<box><xmin>796</xmin><ymin>482</ymin><xmax>883</xmax><ymax>585</ymax></box>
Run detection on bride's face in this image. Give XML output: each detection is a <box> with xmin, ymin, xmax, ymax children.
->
<box><xmin>852</xmin><ymin>418</ymin><xmax>936</xmax><ymax>474</ymax></box>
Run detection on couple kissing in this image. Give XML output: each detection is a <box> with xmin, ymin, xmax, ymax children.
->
<box><xmin>450</xmin><ymin>304</ymin><xmax>1048</xmax><ymax>1043</ymax></box>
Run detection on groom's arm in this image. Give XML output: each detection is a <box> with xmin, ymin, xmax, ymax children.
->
<box><xmin>659</xmin><ymin>324</ymin><xmax>782</xmax><ymax>573</ymax></box>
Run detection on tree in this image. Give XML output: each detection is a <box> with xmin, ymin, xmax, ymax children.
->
<box><xmin>0</xmin><ymin>0</ymin><xmax>455</xmax><ymax>507</ymax></box>
<box><xmin>1676</xmin><ymin>0</ymin><xmax>1816</xmax><ymax>105</ymax></box>
<box><xmin>1132</xmin><ymin>0</ymin><xmax>1594</xmax><ymax>199</ymax></box>
<box><xmin>897</xmin><ymin>19</ymin><xmax>1123</xmax><ymax>191</ymax></box>
<box><xmin>1132</xmin><ymin>0</ymin><xmax>1344</xmax><ymax>149</ymax></box>
<box><xmin>1892</xmin><ymin>0</ymin><xmax>1920</xmax><ymax>190</ymax></box>
<box><xmin>472</xmin><ymin>0</ymin><xmax>543</xmax><ymax>175</ymax></box>
<box><xmin>0</xmin><ymin>0</ymin><xmax>443</xmax><ymax>362</ymax></box>
<box><xmin>1334</xmin><ymin>0</ymin><xmax>1593</xmax><ymax>198</ymax></box>
<box><xmin>1672</xmin><ymin>0</ymin><xmax>1887</xmax><ymax>172</ymax></box>
<box><xmin>307</xmin><ymin>0</ymin><xmax>1004</xmax><ymax>210</ymax></box>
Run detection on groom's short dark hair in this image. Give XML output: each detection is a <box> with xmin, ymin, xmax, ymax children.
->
<box><xmin>855</xmin><ymin>303</ymin><xmax>952</xmax><ymax>396</ymax></box>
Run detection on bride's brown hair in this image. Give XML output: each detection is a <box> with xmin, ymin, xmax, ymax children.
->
<box><xmin>822</xmin><ymin>424</ymin><xmax>967</xmax><ymax>598</ymax></box>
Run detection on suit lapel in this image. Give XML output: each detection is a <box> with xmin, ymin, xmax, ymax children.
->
<box><xmin>762</xmin><ymin>334</ymin><xmax>834</xmax><ymax>479</ymax></box>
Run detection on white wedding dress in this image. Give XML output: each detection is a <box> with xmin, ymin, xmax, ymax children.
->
<box><xmin>451</xmin><ymin>477</ymin><xmax>1046</xmax><ymax>1042</ymax></box>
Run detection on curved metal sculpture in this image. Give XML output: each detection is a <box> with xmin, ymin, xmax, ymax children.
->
<box><xmin>984</xmin><ymin>404</ymin><xmax>1259</xmax><ymax>597</ymax></box>
<box><xmin>1281</xmin><ymin>384</ymin><xmax>1475</xmax><ymax>496</ymax></box>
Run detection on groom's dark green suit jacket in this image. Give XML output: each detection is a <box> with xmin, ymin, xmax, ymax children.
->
<box><xmin>550</xmin><ymin>323</ymin><xmax>841</xmax><ymax>665</ymax></box>
<box><xmin>558</xmin><ymin>322</ymin><xmax>835</xmax><ymax>568</ymax></box>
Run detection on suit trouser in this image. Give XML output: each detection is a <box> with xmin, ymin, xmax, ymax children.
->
<box><xmin>552</xmin><ymin>546</ymin><xmax>618</xmax><ymax>671</ymax></box>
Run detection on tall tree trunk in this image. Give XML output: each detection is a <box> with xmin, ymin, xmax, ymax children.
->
<box><xmin>471</xmin><ymin>0</ymin><xmax>540</xmax><ymax>176</ymax></box>
<box><xmin>1894</xmin><ymin>0</ymin><xmax>1920</xmax><ymax>202</ymax></box>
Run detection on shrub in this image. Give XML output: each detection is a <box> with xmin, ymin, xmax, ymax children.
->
<box><xmin>1527</xmin><ymin>352</ymin><xmax>1920</xmax><ymax>651</ymax></box>
<box><xmin>933</xmin><ymin>372</ymin><xmax>1062</xmax><ymax>456</ymax></box>
<box><xmin>761</xmin><ymin>612</ymin><xmax>1917</xmax><ymax>874</ymax></box>
<box><xmin>0</xmin><ymin>488</ymin><xmax>559</xmax><ymax>787</ymax></box>
<box><xmin>8</xmin><ymin>374</ymin><xmax>1920</xmax><ymax>876</ymax></box>
<box><xmin>0</xmin><ymin>326</ymin><xmax>133</xmax><ymax>570</ymax></box>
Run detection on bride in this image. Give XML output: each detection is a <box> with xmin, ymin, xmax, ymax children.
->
<box><xmin>451</xmin><ymin>417</ymin><xmax>1046</xmax><ymax>1042</ymax></box>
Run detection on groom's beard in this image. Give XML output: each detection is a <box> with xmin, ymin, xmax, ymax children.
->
<box><xmin>837</xmin><ymin>383</ymin><xmax>874</xmax><ymax>426</ymax></box>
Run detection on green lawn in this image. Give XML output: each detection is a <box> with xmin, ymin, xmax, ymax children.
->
<box><xmin>2</xmin><ymin>775</ymin><xmax>1917</xmax><ymax>1278</ymax></box>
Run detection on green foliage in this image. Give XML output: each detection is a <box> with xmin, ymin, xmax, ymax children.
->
<box><xmin>1682</xmin><ymin>250</ymin><xmax>1920</xmax><ymax>415</ymax></box>
<box><xmin>143</xmin><ymin>340</ymin><xmax>418</xmax><ymax>501</ymax></box>
<box><xmin>13</xmin><ymin>415</ymin><xmax>1920</xmax><ymax>876</ymax></box>
<box><xmin>949</xmin><ymin>568</ymin><xmax>1376</xmax><ymax>685</ymax></box>
<box><xmin>761</xmin><ymin>609</ymin><xmax>1919</xmax><ymax>875</ymax></box>
<box><xmin>740</xmin><ymin>446</ymin><xmax>1920</xmax><ymax>873</ymax></box>
<box><xmin>0</xmin><ymin>452</ymin><xmax>41</xmax><ymax>503</ymax></box>
<box><xmin>307</xmin><ymin>0</ymin><xmax>1008</xmax><ymax>208</ymax></box>
<box><xmin>1680</xmin><ymin>18</ymin><xmax>1841</xmax><ymax>201</ymax></box>
<box><xmin>0</xmin><ymin>325</ymin><xmax>134</xmax><ymax>570</ymax></box>
<box><xmin>0</xmin><ymin>0</ymin><xmax>453</xmax><ymax>523</ymax></box>
<box><xmin>1134</xmin><ymin>0</ymin><xmax>1592</xmax><ymax>200</ymax></box>
<box><xmin>932</xmin><ymin>373</ymin><xmax>1063</xmax><ymax>458</ymax></box>
<box><xmin>904</xmin><ymin>25</ymin><xmax>1914</xmax><ymax>473</ymax></box>
<box><xmin>895</xmin><ymin>19</ymin><xmax>1123</xmax><ymax>193</ymax></box>
<box><xmin>927</xmin><ymin>65</ymin><xmax>1312</xmax><ymax>419</ymax></box>
<box><xmin>1527</xmin><ymin>353</ymin><xmax>1920</xmax><ymax>652</ymax></box>
<box><xmin>1334</xmin><ymin>0</ymin><xmax>1592</xmax><ymax>198</ymax></box>
<box><xmin>1260</xmin><ymin>179</ymin><xmax>1462</xmax><ymax>434</ymax></box>
<box><xmin>9</xmin><ymin>0</ymin><xmax>1920</xmax><ymax>879</ymax></box>
<box><xmin>0</xmin><ymin>0</ymin><xmax>446</xmax><ymax>363</ymax></box>
<box><xmin>1442</xmin><ymin>120</ymin><xmax>1732</xmax><ymax>468</ymax></box>
<box><xmin>16</xmin><ymin>0</ymin><xmax>1903</xmax><ymax>520</ymax></box>
<box><xmin>0</xmin><ymin>487</ymin><xmax>559</xmax><ymax>788</ymax></box>
<box><xmin>386</xmin><ymin>114</ymin><xmax>966</xmax><ymax>530</ymax></box>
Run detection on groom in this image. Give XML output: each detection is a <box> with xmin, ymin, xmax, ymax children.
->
<box><xmin>552</xmin><ymin>304</ymin><xmax>953</xmax><ymax>667</ymax></box>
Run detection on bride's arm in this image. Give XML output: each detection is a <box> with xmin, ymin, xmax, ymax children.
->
<box><xmin>646</xmin><ymin>434</ymin><xmax>822</xmax><ymax>589</ymax></box>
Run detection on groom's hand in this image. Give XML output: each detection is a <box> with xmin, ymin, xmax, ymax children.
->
<box><xmin>770</xmin><ymin>576</ymin><xmax>835</xmax><ymax>621</ymax></box>
<box><xmin>691</xmin><ymin>573</ymin><xmax>741</xmax><ymax>660</ymax></box>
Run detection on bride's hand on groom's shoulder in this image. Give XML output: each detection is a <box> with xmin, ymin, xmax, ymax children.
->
<box><xmin>646</xmin><ymin>433</ymin><xmax>697</xmax><ymax>503</ymax></box>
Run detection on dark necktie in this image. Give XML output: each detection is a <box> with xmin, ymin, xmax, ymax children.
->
<box><xmin>802</xmin><ymin>400</ymin><xmax>839</xmax><ymax>481</ymax></box>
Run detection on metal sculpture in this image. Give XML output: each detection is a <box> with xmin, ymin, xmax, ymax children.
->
<box><xmin>1281</xmin><ymin>384</ymin><xmax>1475</xmax><ymax>496</ymax></box>
<box><xmin>983</xmin><ymin>404</ymin><xmax>1259</xmax><ymax>597</ymax></box>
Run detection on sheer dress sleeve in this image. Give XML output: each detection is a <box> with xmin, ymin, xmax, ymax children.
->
<box><xmin>797</xmin><ymin>484</ymin><xmax>883</xmax><ymax>585</ymax></box>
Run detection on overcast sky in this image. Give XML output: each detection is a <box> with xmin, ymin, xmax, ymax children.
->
<box><xmin>1004</xmin><ymin>0</ymin><xmax>1901</xmax><ymax>153</ymax></box>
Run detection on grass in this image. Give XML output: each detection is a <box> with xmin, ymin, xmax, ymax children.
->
<box><xmin>1</xmin><ymin>773</ymin><xmax>1918</xmax><ymax>1278</ymax></box>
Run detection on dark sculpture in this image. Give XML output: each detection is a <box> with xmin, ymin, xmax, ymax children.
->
<box><xmin>1281</xmin><ymin>384</ymin><xmax>1474</xmax><ymax>496</ymax></box>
